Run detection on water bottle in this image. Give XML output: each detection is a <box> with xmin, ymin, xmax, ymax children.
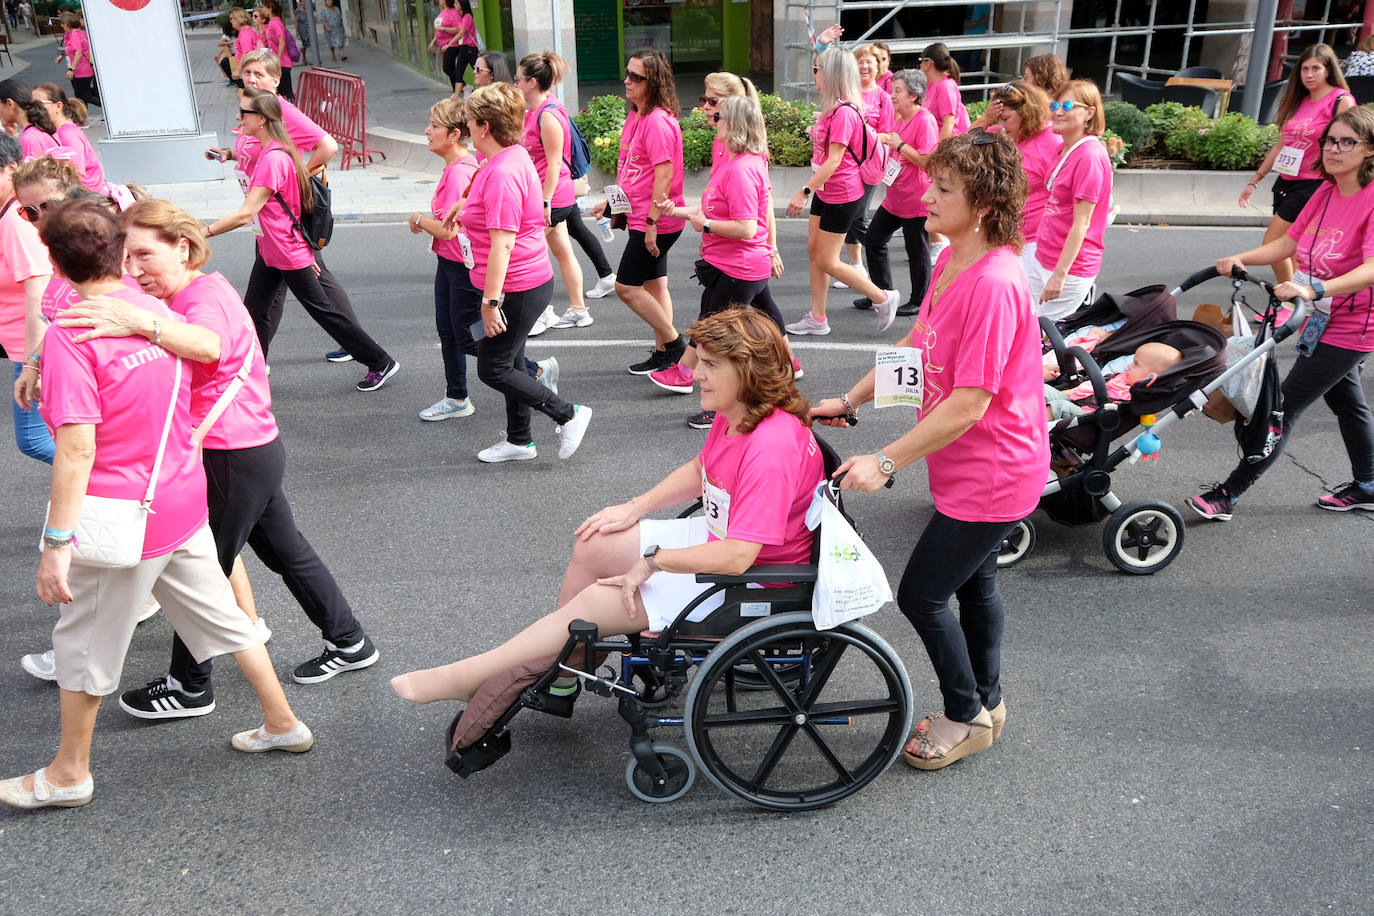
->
<box><xmin>597</xmin><ymin>216</ymin><xmax>614</xmax><ymax>242</ymax></box>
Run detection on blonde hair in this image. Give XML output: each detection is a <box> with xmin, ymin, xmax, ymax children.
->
<box><xmin>703</xmin><ymin>71</ymin><xmax>758</xmax><ymax>101</ymax></box>
<box><xmin>13</xmin><ymin>155</ymin><xmax>82</xmax><ymax>194</ymax></box>
<box><xmin>122</xmin><ymin>198</ymin><xmax>212</xmax><ymax>271</ymax></box>
<box><xmin>240</xmin><ymin>49</ymin><xmax>283</xmax><ymax>81</ymax></box>
<box><xmin>816</xmin><ymin>47</ymin><xmax>862</xmax><ymax>114</ymax></box>
<box><xmin>464</xmin><ymin>83</ymin><xmax>525</xmax><ymax>147</ymax></box>
<box><xmin>1061</xmin><ymin>79</ymin><xmax>1105</xmax><ymax>135</ymax></box>
<box><xmin>430</xmin><ymin>97</ymin><xmax>470</xmax><ymax>141</ymax></box>
<box><xmin>719</xmin><ymin>95</ymin><xmax>767</xmax><ymax>156</ymax></box>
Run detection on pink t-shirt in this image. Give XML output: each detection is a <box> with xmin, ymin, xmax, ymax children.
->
<box><xmin>434</xmin><ymin>7</ymin><xmax>460</xmax><ymax>45</ymax></box>
<box><xmin>457</xmin><ymin>12</ymin><xmax>477</xmax><ymax>46</ymax></box>
<box><xmin>20</xmin><ymin>124</ymin><xmax>57</xmax><ymax>161</ymax></box>
<box><xmin>0</xmin><ymin>202</ymin><xmax>50</xmax><ymax>356</ymax></box>
<box><xmin>1018</xmin><ymin>123</ymin><xmax>1063</xmax><ymax>242</ymax></box>
<box><xmin>431</xmin><ymin>153</ymin><xmax>478</xmax><ymax>262</ymax></box>
<box><xmin>235</xmin><ymin>26</ymin><xmax>261</xmax><ymax>59</ymax></box>
<box><xmin>65</xmin><ymin>29</ymin><xmax>94</xmax><ymax>78</ymax></box>
<box><xmin>911</xmin><ymin>246</ymin><xmax>1049</xmax><ymax>522</ymax></box>
<box><xmin>700</xmin><ymin>151</ymin><xmax>771</xmax><ymax>281</ymax></box>
<box><xmin>699</xmin><ymin>409</ymin><xmax>824</xmax><ymax>566</ymax></box>
<box><xmin>877</xmin><ymin>71</ymin><xmax>893</xmax><ymax>94</ymax></box>
<box><xmin>861</xmin><ymin>86</ymin><xmax>896</xmax><ymax>133</ymax></box>
<box><xmin>236</xmin><ymin>98</ymin><xmax>328</xmax><ymax>176</ymax></box>
<box><xmin>265</xmin><ymin>17</ymin><xmax>292</xmax><ymax>68</ymax></box>
<box><xmin>926</xmin><ymin>76</ymin><xmax>969</xmax><ymax>136</ymax></box>
<box><xmin>42</xmin><ymin>275</ymin><xmax>141</xmax><ymax>323</ymax></box>
<box><xmin>1288</xmin><ymin>179</ymin><xmax>1374</xmax><ymax>352</ymax></box>
<box><xmin>1283</xmin><ymin>90</ymin><xmax>1349</xmax><ymax>180</ymax></box>
<box><xmin>813</xmin><ymin>101</ymin><xmax>865</xmax><ymax>204</ymax></box>
<box><xmin>460</xmin><ymin>144</ymin><xmax>553</xmax><ymax>293</ymax></box>
<box><xmin>39</xmin><ymin>287</ymin><xmax>207</xmax><ymax>558</ymax></box>
<box><xmin>617</xmin><ymin>107</ymin><xmax>685</xmax><ymax>233</ymax></box>
<box><xmin>523</xmin><ymin>100</ymin><xmax>574</xmax><ymax>208</ymax></box>
<box><xmin>168</xmin><ymin>272</ymin><xmax>277</xmax><ymax>451</ymax></box>
<box><xmin>883</xmin><ymin>106</ymin><xmax>938</xmax><ymax>219</ymax></box>
<box><xmin>54</xmin><ymin>121</ymin><xmax>103</xmax><ymax>191</ymax></box>
<box><xmin>249</xmin><ymin>142</ymin><xmax>314</xmax><ymax>270</ymax></box>
<box><xmin>1035</xmin><ymin>137</ymin><xmax>1113</xmax><ymax>278</ymax></box>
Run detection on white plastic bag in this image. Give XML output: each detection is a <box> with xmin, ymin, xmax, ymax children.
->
<box><xmin>805</xmin><ymin>483</ymin><xmax>892</xmax><ymax>630</ymax></box>
<box><xmin>1221</xmin><ymin>303</ymin><xmax>1266</xmax><ymax>418</ymax></box>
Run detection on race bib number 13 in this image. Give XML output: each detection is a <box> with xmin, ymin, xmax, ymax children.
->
<box><xmin>874</xmin><ymin>347</ymin><xmax>923</xmax><ymax>409</ymax></box>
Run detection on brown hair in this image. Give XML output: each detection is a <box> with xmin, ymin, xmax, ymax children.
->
<box><xmin>240</xmin><ymin>88</ymin><xmax>312</xmax><ymax>210</ymax></box>
<box><xmin>518</xmin><ymin>51</ymin><xmax>567</xmax><ymax>92</ymax></box>
<box><xmin>1023</xmin><ymin>53</ymin><xmax>1069</xmax><ymax>99</ymax></box>
<box><xmin>464</xmin><ymin>83</ymin><xmax>525</xmax><ymax>147</ymax></box>
<box><xmin>13</xmin><ymin>155</ymin><xmax>82</xmax><ymax>194</ymax></box>
<box><xmin>430</xmin><ymin>97</ymin><xmax>470</xmax><ymax>140</ymax></box>
<box><xmin>240</xmin><ymin>48</ymin><xmax>283</xmax><ymax>81</ymax></box>
<box><xmin>40</xmin><ymin>200</ymin><xmax>124</xmax><ymax>283</ymax></box>
<box><xmin>229</xmin><ymin>7</ymin><xmax>252</xmax><ymax>29</ymax></box>
<box><xmin>60</xmin><ymin>11</ymin><xmax>81</xmax><ymax>30</ymax></box>
<box><xmin>630</xmin><ymin>49</ymin><xmax>681</xmax><ymax>117</ymax></box>
<box><xmin>1060</xmin><ymin>79</ymin><xmax>1105</xmax><ymax>135</ymax></box>
<box><xmin>685</xmin><ymin>307</ymin><xmax>811</xmax><ymax>435</ymax></box>
<box><xmin>1275</xmin><ymin>43</ymin><xmax>1351</xmax><ymax>128</ymax></box>
<box><xmin>921</xmin><ymin>42</ymin><xmax>961</xmax><ymax>83</ymax></box>
<box><xmin>122</xmin><ymin>198</ymin><xmax>212</xmax><ymax>271</ymax></box>
<box><xmin>1318</xmin><ymin>106</ymin><xmax>1374</xmax><ymax>187</ymax></box>
<box><xmin>35</xmin><ymin>82</ymin><xmax>86</xmax><ymax>127</ymax></box>
<box><xmin>925</xmin><ymin>130</ymin><xmax>1027</xmax><ymax>253</ymax></box>
<box><xmin>992</xmin><ymin>80</ymin><xmax>1051</xmax><ymax>139</ymax></box>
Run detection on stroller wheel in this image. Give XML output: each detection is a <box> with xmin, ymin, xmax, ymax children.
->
<box><xmin>997</xmin><ymin>518</ymin><xmax>1036</xmax><ymax>568</ymax></box>
<box><xmin>1102</xmin><ymin>500</ymin><xmax>1185</xmax><ymax>575</ymax></box>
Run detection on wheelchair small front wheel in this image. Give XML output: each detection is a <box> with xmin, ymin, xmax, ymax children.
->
<box><xmin>624</xmin><ymin>744</ymin><xmax>695</xmax><ymax>803</ymax></box>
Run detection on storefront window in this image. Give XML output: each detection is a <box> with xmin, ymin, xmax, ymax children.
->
<box><xmin>624</xmin><ymin>0</ymin><xmax>723</xmax><ymax>73</ymax></box>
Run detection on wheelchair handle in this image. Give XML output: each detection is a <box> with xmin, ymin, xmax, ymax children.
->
<box><xmin>830</xmin><ymin>469</ymin><xmax>896</xmax><ymax>491</ymax></box>
<box><xmin>814</xmin><ymin>412</ymin><xmax>859</xmax><ymax>426</ymax></box>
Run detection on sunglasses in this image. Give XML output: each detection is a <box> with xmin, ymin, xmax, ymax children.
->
<box><xmin>699</xmin><ymin>95</ymin><xmax>720</xmax><ymax>106</ymax></box>
<box><xmin>625</xmin><ymin>69</ymin><xmax>647</xmax><ymax>83</ymax></box>
<box><xmin>812</xmin><ymin>65</ymin><xmax>820</xmax><ymax>74</ymax></box>
<box><xmin>238</xmin><ymin>107</ymin><xmax>260</xmax><ymax>117</ymax></box>
<box><xmin>473</xmin><ymin>65</ymin><xmax>491</xmax><ymax>74</ymax></box>
<box><xmin>1049</xmin><ymin>100</ymin><xmax>1085</xmax><ymax>112</ymax></box>
<box><xmin>17</xmin><ymin>199</ymin><xmax>56</xmax><ymax>223</ymax></box>
<box><xmin>1322</xmin><ymin>135</ymin><xmax>1365</xmax><ymax>152</ymax></box>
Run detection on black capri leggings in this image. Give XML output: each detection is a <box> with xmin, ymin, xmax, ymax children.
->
<box><xmin>698</xmin><ymin>269</ymin><xmax>782</xmax><ymax>332</ymax></box>
<box><xmin>444</xmin><ymin>45</ymin><xmax>479</xmax><ymax>90</ymax></box>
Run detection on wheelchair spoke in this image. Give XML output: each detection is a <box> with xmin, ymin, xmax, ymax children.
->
<box><xmin>804</xmin><ymin>696</ymin><xmax>904</xmax><ymax>719</ymax></box>
<box><xmin>750</xmin><ymin>723</ymin><xmax>800</xmax><ymax>787</ymax></box>
<box><xmin>795</xmin><ymin>637</ymin><xmax>848</xmax><ymax>708</ymax></box>
<box><xmin>700</xmin><ymin>706</ymin><xmax>794</xmax><ymax>728</ymax></box>
<box><xmin>746</xmin><ymin>649</ymin><xmax>806</xmax><ymax>714</ymax></box>
<box><xmin>800</xmin><ymin>722</ymin><xmax>857</xmax><ymax>785</ymax></box>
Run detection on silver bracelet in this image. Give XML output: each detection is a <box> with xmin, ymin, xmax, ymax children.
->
<box><xmin>152</xmin><ymin>317</ymin><xmax>162</xmax><ymax>346</ymax></box>
<box><xmin>840</xmin><ymin>393</ymin><xmax>855</xmax><ymax>413</ymax></box>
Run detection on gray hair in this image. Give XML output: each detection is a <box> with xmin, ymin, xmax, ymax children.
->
<box><xmin>719</xmin><ymin>94</ymin><xmax>767</xmax><ymax>156</ymax></box>
<box><xmin>892</xmin><ymin>68</ymin><xmax>926</xmax><ymax>101</ymax></box>
<box><xmin>816</xmin><ymin>47</ymin><xmax>862</xmax><ymax>113</ymax></box>
<box><xmin>0</xmin><ymin>131</ymin><xmax>20</xmax><ymax>168</ymax></box>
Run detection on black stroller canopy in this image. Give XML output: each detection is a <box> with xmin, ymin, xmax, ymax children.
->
<box><xmin>1096</xmin><ymin>319</ymin><xmax>1228</xmax><ymax>417</ymax></box>
<box><xmin>1057</xmin><ymin>284</ymin><xmax>1178</xmax><ymax>336</ymax></box>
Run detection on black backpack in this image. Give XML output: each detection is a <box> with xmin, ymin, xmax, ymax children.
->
<box><xmin>271</xmin><ymin>150</ymin><xmax>334</xmax><ymax>250</ymax></box>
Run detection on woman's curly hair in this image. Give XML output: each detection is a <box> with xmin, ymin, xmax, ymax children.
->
<box><xmin>686</xmin><ymin>307</ymin><xmax>811</xmax><ymax>435</ymax></box>
<box><xmin>925</xmin><ymin>129</ymin><xmax>1027</xmax><ymax>253</ymax></box>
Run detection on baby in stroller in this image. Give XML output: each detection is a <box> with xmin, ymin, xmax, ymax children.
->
<box><xmin>1046</xmin><ymin>341</ymin><xmax>1183</xmax><ymax>418</ymax></box>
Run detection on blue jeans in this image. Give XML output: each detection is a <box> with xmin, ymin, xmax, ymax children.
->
<box><xmin>12</xmin><ymin>362</ymin><xmax>54</xmax><ymax>464</ymax></box>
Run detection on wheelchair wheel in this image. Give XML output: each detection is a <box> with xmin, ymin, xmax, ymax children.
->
<box><xmin>683</xmin><ymin>612</ymin><xmax>913</xmax><ymax>811</ymax></box>
<box><xmin>624</xmin><ymin>744</ymin><xmax>695</xmax><ymax>803</ymax></box>
<box><xmin>1102</xmin><ymin>500</ymin><xmax>1185</xmax><ymax>575</ymax></box>
<box><xmin>996</xmin><ymin>518</ymin><xmax>1036</xmax><ymax>568</ymax></box>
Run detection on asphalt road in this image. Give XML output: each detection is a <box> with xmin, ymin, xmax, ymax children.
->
<box><xmin>2</xmin><ymin>222</ymin><xmax>1371</xmax><ymax>915</ymax></box>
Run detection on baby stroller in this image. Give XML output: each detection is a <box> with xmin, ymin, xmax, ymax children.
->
<box><xmin>441</xmin><ymin>435</ymin><xmax>915</xmax><ymax>811</ymax></box>
<box><xmin>1042</xmin><ymin>282</ymin><xmax>1178</xmax><ymax>382</ymax></box>
<box><xmin>1000</xmin><ymin>266</ymin><xmax>1307</xmax><ymax>575</ymax></box>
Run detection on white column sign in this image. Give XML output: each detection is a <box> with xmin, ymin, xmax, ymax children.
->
<box><xmin>83</xmin><ymin>0</ymin><xmax>201</xmax><ymax>138</ymax></box>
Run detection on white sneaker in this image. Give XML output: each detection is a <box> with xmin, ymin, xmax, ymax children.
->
<box><xmin>586</xmin><ymin>273</ymin><xmax>616</xmax><ymax>299</ymax></box>
<box><xmin>832</xmin><ymin>262</ymin><xmax>867</xmax><ymax>289</ymax></box>
<box><xmin>536</xmin><ymin>357</ymin><xmax>560</xmax><ymax>395</ymax></box>
<box><xmin>21</xmin><ymin>649</ymin><xmax>56</xmax><ymax>681</ymax></box>
<box><xmin>550</xmin><ymin>306</ymin><xmax>593</xmax><ymax>328</ymax></box>
<box><xmin>785</xmin><ymin>313</ymin><xmax>831</xmax><ymax>336</ymax></box>
<box><xmin>478</xmin><ymin>439</ymin><xmax>538</xmax><ymax>463</ymax></box>
<box><xmin>231</xmin><ymin>720</ymin><xmax>315</xmax><ymax>753</ymax></box>
<box><xmin>527</xmin><ymin>305</ymin><xmax>557</xmax><ymax>337</ymax></box>
<box><xmin>874</xmin><ymin>289</ymin><xmax>900</xmax><ymax>333</ymax></box>
<box><xmin>557</xmin><ymin>405</ymin><xmax>593</xmax><ymax>459</ymax></box>
<box><xmin>254</xmin><ymin>617</ymin><xmax>272</xmax><ymax>643</ymax></box>
<box><xmin>419</xmin><ymin>397</ymin><xmax>474</xmax><ymax>421</ymax></box>
<box><xmin>138</xmin><ymin>596</ymin><xmax>160</xmax><ymax>623</ymax></box>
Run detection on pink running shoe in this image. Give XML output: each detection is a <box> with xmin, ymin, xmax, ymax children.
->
<box><xmin>649</xmin><ymin>363</ymin><xmax>695</xmax><ymax>394</ymax></box>
<box><xmin>791</xmin><ymin>356</ymin><xmax>804</xmax><ymax>379</ymax></box>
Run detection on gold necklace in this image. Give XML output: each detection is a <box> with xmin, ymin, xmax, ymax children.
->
<box><xmin>930</xmin><ymin>246</ymin><xmax>990</xmax><ymax>308</ymax></box>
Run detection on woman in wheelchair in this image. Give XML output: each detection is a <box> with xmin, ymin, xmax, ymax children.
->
<box><xmin>392</xmin><ymin>308</ymin><xmax>824</xmax><ymax>705</ymax></box>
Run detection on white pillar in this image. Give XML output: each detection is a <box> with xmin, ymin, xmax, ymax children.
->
<box><xmin>510</xmin><ymin>0</ymin><xmax>579</xmax><ymax>110</ymax></box>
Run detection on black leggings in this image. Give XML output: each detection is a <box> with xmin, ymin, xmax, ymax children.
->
<box><xmin>1224</xmin><ymin>340</ymin><xmax>1374</xmax><ymax>497</ymax></box>
<box><xmin>697</xmin><ymin>269</ymin><xmax>782</xmax><ymax>332</ymax></box>
<box><xmin>896</xmin><ymin>511</ymin><xmax>1017</xmax><ymax>723</ymax></box>
<box><xmin>864</xmin><ymin>208</ymin><xmax>930</xmax><ymax>305</ymax></box>
<box><xmin>443</xmin><ymin>45</ymin><xmax>478</xmax><ymax>90</ymax></box>
<box><xmin>278</xmin><ymin>66</ymin><xmax>294</xmax><ymax>102</ymax></box>
<box><xmin>476</xmin><ymin>280</ymin><xmax>576</xmax><ymax>445</ymax></box>
<box><xmin>171</xmin><ymin>438</ymin><xmax>366</xmax><ymax>691</ymax></box>
<box><xmin>565</xmin><ymin>202</ymin><xmax>613</xmax><ymax>279</ymax></box>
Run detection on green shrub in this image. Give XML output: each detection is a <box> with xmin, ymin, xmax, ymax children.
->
<box><xmin>1164</xmin><ymin>107</ymin><xmax>1213</xmax><ymax>161</ymax></box>
<box><xmin>966</xmin><ymin>99</ymin><xmax>989</xmax><ymax>123</ymax></box>
<box><xmin>1100</xmin><ymin>129</ymin><xmax>1129</xmax><ymax>168</ymax></box>
<box><xmin>1196</xmin><ymin>114</ymin><xmax>1279</xmax><ymax>170</ymax></box>
<box><xmin>1145</xmin><ymin>101</ymin><xmax>1189</xmax><ymax>141</ymax></box>
<box><xmin>758</xmin><ymin>93</ymin><xmax>819</xmax><ymax>168</ymax></box>
<box><xmin>680</xmin><ymin>109</ymin><xmax>715</xmax><ymax>172</ymax></box>
<box><xmin>1104</xmin><ymin>102</ymin><xmax>1151</xmax><ymax>156</ymax></box>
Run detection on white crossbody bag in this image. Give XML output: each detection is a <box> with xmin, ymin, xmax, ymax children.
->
<box><xmin>44</xmin><ymin>357</ymin><xmax>184</xmax><ymax>569</ymax></box>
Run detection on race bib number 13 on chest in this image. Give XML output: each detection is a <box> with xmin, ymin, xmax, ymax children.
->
<box><xmin>874</xmin><ymin>347</ymin><xmax>923</xmax><ymax>410</ymax></box>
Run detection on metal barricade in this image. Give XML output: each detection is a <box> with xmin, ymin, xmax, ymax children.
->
<box><xmin>296</xmin><ymin>68</ymin><xmax>385</xmax><ymax>171</ymax></box>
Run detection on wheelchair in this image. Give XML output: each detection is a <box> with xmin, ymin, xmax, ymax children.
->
<box><xmin>443</xmin><ymin>437</ymin><xmax>915</xmax><ymax>812</ymax></box>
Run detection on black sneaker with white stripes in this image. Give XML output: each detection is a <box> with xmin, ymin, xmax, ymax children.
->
<box><xmin>292</xmin><ymin>636</ymin><xmax>380</xmax><ymax>684</ymax></box>
<box><xmin>119</xmin><ymin>676</ymin><xmax>216</xmax><ymax>719</ymax></box>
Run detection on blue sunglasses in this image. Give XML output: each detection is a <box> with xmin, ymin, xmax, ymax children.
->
<box><xmin>1049</xmin><ymin>100</ymin><xmax>1085</xmax><ymax>112</ymax></box>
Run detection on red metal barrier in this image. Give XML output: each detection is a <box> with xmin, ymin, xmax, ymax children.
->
<box><xmin>296</xmin><ymin>68</ymin><xmax>385</xmax><ymax>171</ymax></box>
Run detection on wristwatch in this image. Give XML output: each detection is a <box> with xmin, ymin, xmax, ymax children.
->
<box><xmin>43</xmin><ymin>534</ymin><xmax>73</xmax><ymax>549</ymax></box>
<box><xmin>702</xmin><ymin>220</ymin><xmax>712</xmax><ymax>235</ymax></box>
<box><xmin>643</xmin><ymin>544</ymin><xmax>661</xmax><ymax>572</ymax></box>
<box><xmin>801</xmin><ymin>186</ymin><xmax>813</xmax><ymax>197</ymax></box>
<box><xmin>484</xmin><ymin>298</ymin><xmax>501</xmax><ymax>310</ymax></box>
<box><xmin>1311</xmin><ymin>278</ymin><xmax>1326</xmax><ymax>300</ymax></box>
<box><xmin>645</xmin><ymin>217</ymin><xmax>657</xmax><ymax>226</ymax></box>
<box><xmin>875</xmin><ymin>450</ymin><xmax>897</xmax><ymax>478</ymax></box>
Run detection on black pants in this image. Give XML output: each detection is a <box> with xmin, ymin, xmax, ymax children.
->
<box><xmin>697</xmin><ymin>269</ymin><xmax>782</xmax><ymax>332</ymax></box>
<box><xmin>477</xmin><ymin>279</ymin><xmax>575</xmax><ymax>445</ymax></box>
<box><xmin>170</xmin><ymin>438</ymin><xmax>366</xmax><ymax>692</ymax></box>
<box><xmin>71</xmin><ymin>75</ymin><xmax>100</xmax><ymax>109</ymax></box>
<box><xmin>864</xmin><ymin>207</ymin><xmax>930</xmax><ymax>305</ymax></box>
<box><xmin>1224</xmin><ymin>341</ymin><xmax>1374</xmax><ymax>497</ymax></box>
<box><xmin>565</xmin><ymin>203</ymin><xmax>613</xmax><ymax>279</ymax></box>
<box><xmin>896</xmin><ymin>511</ymin><xmax>1017</xmax><ymax>723</ymax></box>
<box><xmin>435</xmin><ymin>255</ymin><xmax>481</xmax><ymax>400</ymax></box>
<box><xmin>278</xmin><ymin>66</ymin><xmax>294</xmax><ymax>102</ymax></box>
<box><xmin>244</xmin><ymin>246</ymin><xmax>391</xmax><ymax>372</ymax></box>
<box><xmin>843</xmin><ymin>182</ymin><xmax>879</xmax><ymax>246</ymax></box>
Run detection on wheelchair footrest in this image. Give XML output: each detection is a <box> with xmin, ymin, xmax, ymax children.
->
<box><xmin>521</xmin><ymin>682</ymin><xmax>580</xmax><ymax>719</ymax></box>
<box><xmin>445</xmin><ymin>725</ymin><xmax>512</xmax><ymax>778</ymax></box>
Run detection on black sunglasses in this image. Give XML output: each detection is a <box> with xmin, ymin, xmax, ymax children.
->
<box><xmin>238</xmin><ymin>107</ymin><xmax>260</xmax><ymax>117</ymax></box>
<box><xmin>18</xmin><ymin>199</ymin><xmax>56</xmax><ymax>223</ymax></box>
<box><xmin>699</xmin><ymin>95</ymin><xmax>720</xmax><ymax>106</ymax></box>
<box><xmin>812</xmin><ymin>65</ymin><xmax>820</xmax><ymax>74</ymax></box>
<box><xmin>625</xmin><ymin>69</ymin><xmax>647</xmax><ymax>83</ymax></box>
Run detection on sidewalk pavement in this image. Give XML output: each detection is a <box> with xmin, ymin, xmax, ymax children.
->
<box><xmin>5</xmin><ymin>28</ymin><xmax>1267</xmax><ymax>227</ymax></box>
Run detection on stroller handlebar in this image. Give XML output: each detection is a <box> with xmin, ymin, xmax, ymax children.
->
<box><xmin>1172</xmin><ymin>264</ymin><xmax>1306</xmax><ymax>341</ymax></box>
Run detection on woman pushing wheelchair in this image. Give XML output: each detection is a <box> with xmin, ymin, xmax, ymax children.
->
<box><xmin>391</xmin><ymin>308</ymin><xmax>824</xmax><ymax>705</ymax></box>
